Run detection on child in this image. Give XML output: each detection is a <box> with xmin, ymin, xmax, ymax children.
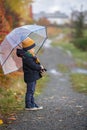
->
<box><xmin>16</xmin><ymin>37</ymin><xmax>46</xmax><ymax>110</ymax></box>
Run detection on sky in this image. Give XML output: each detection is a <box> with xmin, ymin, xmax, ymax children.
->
<box><xmin>32</xmin><ymin>0</ymin><xmax>87</xmax><ymax>16</ymax></box>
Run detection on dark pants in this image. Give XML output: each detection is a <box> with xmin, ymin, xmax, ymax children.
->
<box><xmin>25</xmin><ymin>81</ymin><xmax>36</xmax><ymax>108</ymax></box>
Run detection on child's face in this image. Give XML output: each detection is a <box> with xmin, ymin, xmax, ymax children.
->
<box><xmin>28</xmin><ymin>48</ymin><xmax>35</xmax><ymax>54</ymax></box>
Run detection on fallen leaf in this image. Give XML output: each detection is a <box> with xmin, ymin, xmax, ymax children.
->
<box><xmin>0</xmin><ymin>119</ymin><xmax>3</xmax><ymax>125</ymax></box>
<box><xmin>8</xmin><ymin>116</ymin><xmax>16</xmax><ymax>121</ymax></box>
<box><xmin>37</xmin><ymin>116</ymin><xmax>44</xmax><ymax>120</ymax></box>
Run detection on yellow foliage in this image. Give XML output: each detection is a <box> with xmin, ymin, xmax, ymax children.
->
<box><xmin>0</xmin><ymin>119</ymin><xmax>3</xmax><ymax>125</ymax></box>
<box><xmin>5</xmin><ymin>0</ymin><xmax>33</xmax><ymax>19</ymax></box>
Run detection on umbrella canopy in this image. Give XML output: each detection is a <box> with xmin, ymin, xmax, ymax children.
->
<box><xmin>0</xmin><ymin>25</ymin><xmax>47</xmax><ymax>74</ymax></box>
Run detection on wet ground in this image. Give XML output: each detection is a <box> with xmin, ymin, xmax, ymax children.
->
<box><xmin>1</xmin><ymin>44</ymin><xmax>87</xmax><ymax>130</ymax></box>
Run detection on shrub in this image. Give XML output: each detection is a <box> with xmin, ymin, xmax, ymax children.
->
<box><xmin>73</xmin><ymin>38</ymin><xmax>87</xmax><ymax>51</ymax></box>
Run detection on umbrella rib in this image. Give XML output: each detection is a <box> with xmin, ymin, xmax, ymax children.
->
<box><xmin>2</xmin><ymin>49</ymin><xmax>14</xmax><ymax>66</ymax></box>
<box><xmin>35</xmin><ymin>37</ymin><xmax>48</xmax><ymax>55</ymax></box>
<box><xmin>35</xmin><ymin>27</ymin><xmax>47</xmax><ymax>55</ymax></box>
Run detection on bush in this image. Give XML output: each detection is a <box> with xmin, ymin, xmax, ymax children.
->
<box><xmin>73</xmin><ymin>38</ymin><xmax>87</xmax><ymax>51</ymax></box>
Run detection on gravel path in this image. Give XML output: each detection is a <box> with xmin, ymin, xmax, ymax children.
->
<box><xmin>2</xmin><ymin>46</ymin><xmax>87</xmax><ymax>130</ymax></box>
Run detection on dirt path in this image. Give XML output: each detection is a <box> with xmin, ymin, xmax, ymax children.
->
<box><xmin>3</xmin><ymin>46</ymin><xmax>87</xmax><ymax>130</ymax></box>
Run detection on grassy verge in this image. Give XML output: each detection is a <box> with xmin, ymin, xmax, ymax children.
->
<box><xmin>70</xmin><ymin>73</ymin><xmax>87</xmax><ymax>94</ymax></box>
<box><xmin>0</xmin><ymin>72</ymin><xmax>25</xmax><ymax>124</ymax></box>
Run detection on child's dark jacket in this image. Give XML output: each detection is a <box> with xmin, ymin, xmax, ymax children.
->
<box><xmin>16</xmin><ymin>49</ymin><xmax>42</xmax><ymax>83</ymax></box>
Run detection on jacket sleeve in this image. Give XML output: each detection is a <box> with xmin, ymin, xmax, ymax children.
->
<box><xmin>23</xmin><ymin>56</ymin><xmax>41</xmax><ymax>71</ymax></box>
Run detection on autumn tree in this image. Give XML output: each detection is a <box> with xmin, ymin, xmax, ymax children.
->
<box><xmin>0</xmin><ymin>0</ymin><xmax>33</xmax><ymax>42</ymax></box>
<box><xmin>37</xmin><ymin>17</ymin><xmax>50</xmax><ymax>26</ymax></box>
<box><xmin>4</xmin><ymin>3</ymin><xmax>20</xmax><ymax>28</ymax></box>
<box><xmin>4</xmin><ymin>0</ymin><xmax>32</xmax><ymax>21</ymax></box>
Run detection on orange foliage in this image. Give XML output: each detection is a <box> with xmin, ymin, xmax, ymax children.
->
<box><xmin>38</xmin><ymin>17</ymin><xmax>51</xmax><ymax>26</ymax></box>
<box><xmin>47</xmin><ymin>26</ymin><xmax>62</xmax><ymax>37</ymax></box>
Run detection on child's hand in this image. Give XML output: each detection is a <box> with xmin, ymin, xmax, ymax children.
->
<box><xmin>40</xmin><ymin>65</ymin><xmax>44</xmax><ymax>69</ymax></box>
<box><xmin>40</xmin><ymin>65</ymin><xmax>47</xmax><ymax>76</ymax></box>
<box><xmin>40</xmin><ymin>65</ymin><xmax>47</xmax><ymax>72</ymax></box>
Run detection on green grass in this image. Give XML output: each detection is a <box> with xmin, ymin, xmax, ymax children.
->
<box><xmin>0</xmin><ymin>75</ymin><xmax>25</xmax><ymax>116</ymax></box>
<box><xmin>84</xmin><ymin>29</ymin><xmax>87</xmax><ymax>37</ymax></box>
<box><xmin>70</xmin><ymin>73</ymin><xmax>87</xmax><ymax>94</ymax></box>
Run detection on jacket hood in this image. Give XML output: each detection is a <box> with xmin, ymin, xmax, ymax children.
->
<box><xmin>16</xmin><ymin>49</ymin><xmax>26</xmax><ymax>58</ymax></box>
